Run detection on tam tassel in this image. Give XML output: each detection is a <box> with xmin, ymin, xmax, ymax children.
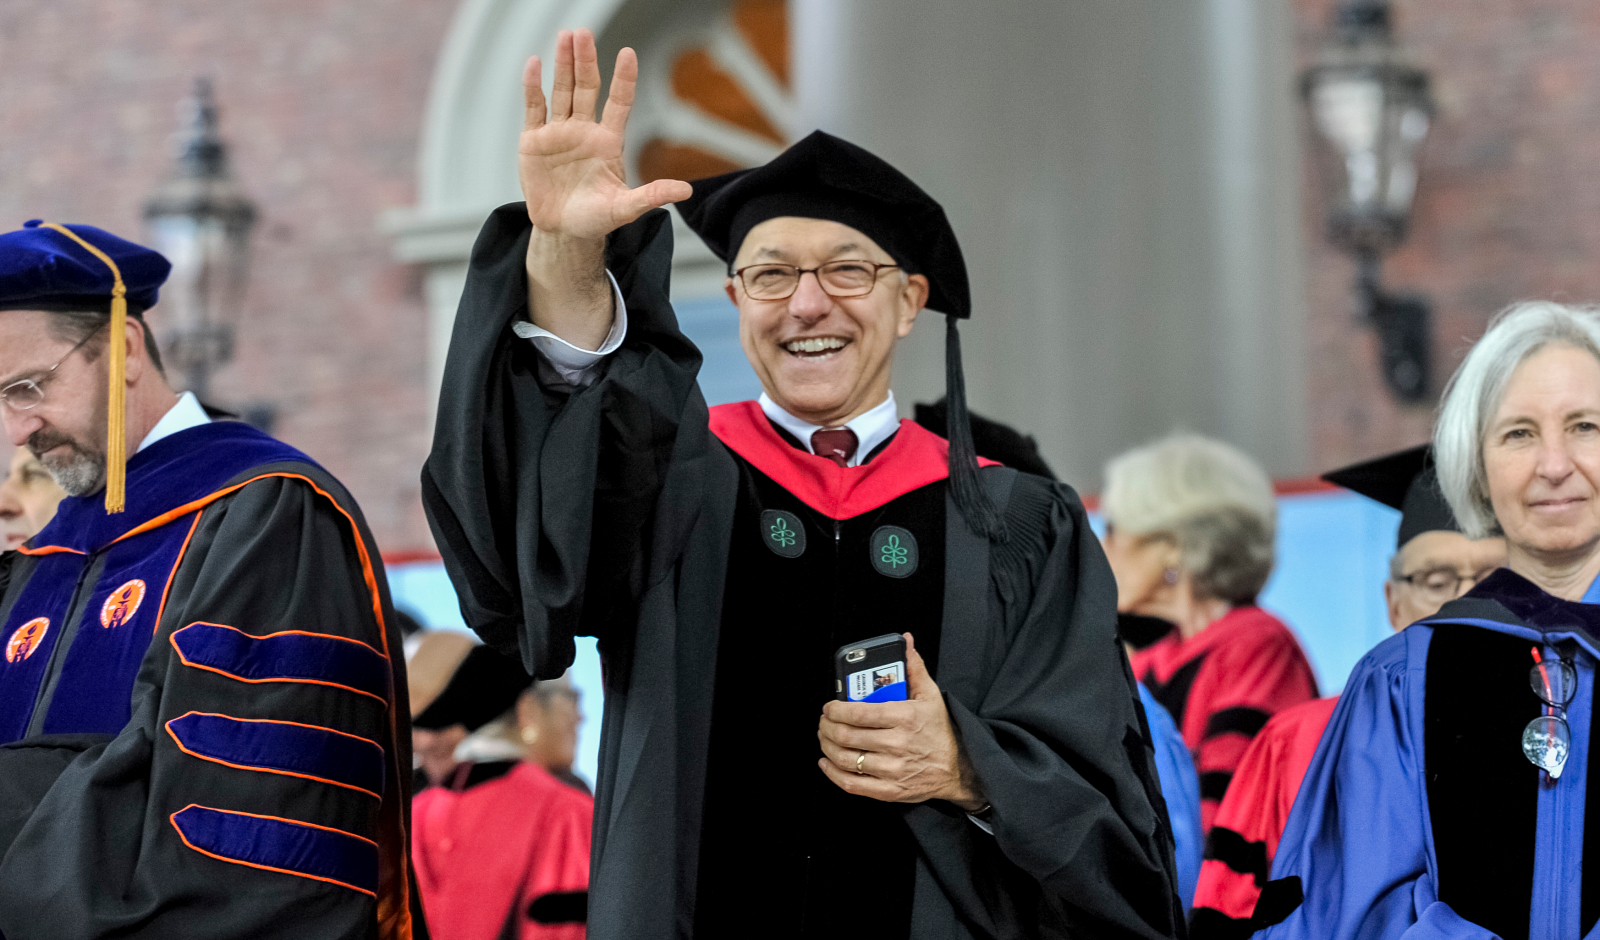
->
<box><xmin>39</xmin><ymin>223</ymin><xmax>128</xmax><ymax>513</ymax></box>
<box><xmin>945</xmin><ymin>315</ymin><xmax>1005</xmax><ymax>542</ymax></box>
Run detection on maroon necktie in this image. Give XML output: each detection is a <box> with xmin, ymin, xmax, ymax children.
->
<box><xmin>811</xmin><ymin>427</ymin><xmax>859</xmax><ymax>468</ymax></box>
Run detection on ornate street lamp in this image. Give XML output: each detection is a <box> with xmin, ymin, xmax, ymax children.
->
<box><xmin>143</xmin><ymin>78</ymin><xmax>257</xmax><ymax>402</ymax></box>
<box><xmin>1301</xmin><ymin>0</ymin><xmax>1435</xmax><ymax>402</ymax></box>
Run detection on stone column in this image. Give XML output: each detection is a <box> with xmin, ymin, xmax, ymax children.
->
<box><xmin>794</xmin><ymin>0</ymin><xmax>1311</xmax><ymax>484</ymax></box>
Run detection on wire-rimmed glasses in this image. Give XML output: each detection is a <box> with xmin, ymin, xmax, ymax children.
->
<box><xmin>1524</xmin><ymin>646</ymin><xmax>1578</xmax><ymax>781</ymax></box>
<box><xmin>0</xmin><ymin>324</ymin><xmax>105</xmax><ymax>412</ymax></box>
<box><xmin>732</xmin><ymin>260</ymin><xmax>902</xmax><ymax>301</ymax></box>
<box><xmin>1394</xmin><ymin>565</ymin><xmax>1501</xmax><ymax>605</ymax></box>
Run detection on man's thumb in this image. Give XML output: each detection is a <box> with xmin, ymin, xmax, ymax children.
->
<box><xmin>905</xmin><ymin>632</ymin><xmax>936</xmax><ymax>699</ymax></box>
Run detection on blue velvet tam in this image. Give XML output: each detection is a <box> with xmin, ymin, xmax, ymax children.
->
<box><xmin>0</xmin><ymin>220</ymin><xmax>170</xmax><ymax>316</ymax></box>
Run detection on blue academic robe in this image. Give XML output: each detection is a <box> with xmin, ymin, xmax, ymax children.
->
<box><xmin>0</xmin><ymin>421</ymin><xmax>419</xmax><ymax>940</ymax></box>
<box><xmin>1141</xmin><ymin>682</ymin><xmax>1203</xmax><ymax>911</ymax></box>
<box><xmin>1260</xmin><ymin>568</ymin><xmax>1600</xmax><ymax>940</ymax></box>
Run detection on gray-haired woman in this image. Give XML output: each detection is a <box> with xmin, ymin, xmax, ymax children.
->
<box><xmin>1263</xmin><ymin>301</ymin><xmax>1600</xmax><ymax>940</ymax></box>
<box><xmin>1103</xmin><ymin>434</ymin><xmax>1318</xmax><ymax>833</ymax></box>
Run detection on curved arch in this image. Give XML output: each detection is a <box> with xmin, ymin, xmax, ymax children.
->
<box><xmin>387</xmin><ymin>0</ymin><xmax>792</xmax><ymax>396</ymax></box>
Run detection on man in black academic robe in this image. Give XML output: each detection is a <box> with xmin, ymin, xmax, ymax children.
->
<box><xmin>0</xmin><ymin>221</ymin><xmax>421</xmax><ymax>939</ymax></box>
<box><xmin>423</xmin><ymin>30</ymin><xmax>1182</xmax><ymax>940</ymax></box>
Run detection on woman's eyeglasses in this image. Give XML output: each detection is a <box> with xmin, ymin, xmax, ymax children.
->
<box><xmin>1524</xmin><ymin>646</ymin><xmax>1577</xmax><ymax>780</ymax></box>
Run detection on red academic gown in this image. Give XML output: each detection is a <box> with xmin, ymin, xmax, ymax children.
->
<box><xmin>413</xmin><ymin>762</ymin><xmax>594</xmax><ymax>940</ymax></box>
<box><xmin>1188</xmin><ymin>696</ymin><xmax>1338</xmax><ymax>938</ymax></box>
<box><xmin>1128</xmin><ymin>606</ymin><xmax>1318</xmax><ymax>833</ymax></box>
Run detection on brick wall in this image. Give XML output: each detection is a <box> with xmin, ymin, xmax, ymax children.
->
<box><xmin>1295</xmin><ymin>0</ymin><xmax>1600</xmax><ymax>470</ymax></box>
<box><xmin>0</xmin><ymin>0</ymin><xmax>451</xmax><ymax>552</ymax></box>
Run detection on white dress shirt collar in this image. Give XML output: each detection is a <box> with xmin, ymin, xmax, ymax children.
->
<box><xmin>137</xmin><ymin>391</ymin><xmax>211</xmax><ymax>453</ymax></box>
<box><xmin>757</xmin><ymin>391</ymin><xmax>900</xmax><ymax>468</ymax></box>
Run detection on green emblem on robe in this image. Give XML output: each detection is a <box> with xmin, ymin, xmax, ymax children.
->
<box><xmin>760</xmin><ymin>509</ymin><xmax>806</xmax><ymax>558</ymax></box>
<box><xmin>870</xmin><ymin>526</ymin><xmax>918</xmax><ymax>578</ymax></box>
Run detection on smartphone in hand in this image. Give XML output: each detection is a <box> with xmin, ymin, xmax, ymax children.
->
<box><xmin>834</xmin><ymin>633</ymin><xmax>909</xmax><ymax>703</ymax></box>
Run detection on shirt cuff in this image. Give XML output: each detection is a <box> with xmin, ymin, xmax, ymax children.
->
<box><xmin>511</xmin><ymin>271</ymin><xmax>627</xmax><ymax>388</ymax></box>
<box><xmin>967</xmin><ymin>813</ymin><xmax>995</xmax><ymax>836</ymax></box>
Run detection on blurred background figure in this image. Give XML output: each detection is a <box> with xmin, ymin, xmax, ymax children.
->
<box><xmin>1103</xmin><ymin>434</ymin><xmax>1318</xmax><ymax>836</ymax></box>
<box><xmin>407</xmin><ymin>631</ymin><xmax>592</xmax><ymax>939</ymax></box>
<box><xmin>0</xmin><ymin>446</ymin><xmax>67</xmax><ymax>550</ymax></box>
<box><xmin>1188</xmin><ymin>444</ymin><xmax>1506</xmax><ymax>938</ymax></box>
<box><xmin>922</xmin><ymin>409</ymin><xmax>1203</xmax><ymax>912</ymax></box>
<box><xmin>515</xmin><ymin>675</ymin><xmax>589</xmax><ymax>795</ymax></box>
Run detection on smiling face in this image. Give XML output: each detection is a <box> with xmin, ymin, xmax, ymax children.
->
<box><xmin>1482</xmin><ymin>344</ymin><xmax>1600</xmax><ymax>569</ymax></box>
<box><xmin>727</xmin><ymin>217</ymin><xmax>928</xmax><ymax>427</ymax></box>
<box><xmin>0</xmin><ymin>309</ymin><xmax>109</xmax><ymax>496</ymax></box>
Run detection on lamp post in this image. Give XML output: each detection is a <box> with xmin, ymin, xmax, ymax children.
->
<box><xmin>143</xmin><ymin>78</ymin><xmax>257</xmax><ymax>403</ymax></box>
<box><xmin>1301</xmin><ymin>0</ymin><xmax>1434</xmax><ymax>402</ymax></box>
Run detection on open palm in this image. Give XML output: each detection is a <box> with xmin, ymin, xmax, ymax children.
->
<box><xmin>520</xmin><ymin>30</ymin><xmax>691</xmax><ymax>240</ymax></box>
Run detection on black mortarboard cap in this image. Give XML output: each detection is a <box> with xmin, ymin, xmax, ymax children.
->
<box><xmin>677</xmin><ymin>130</ymin><xmax>971</xmax><ymax>318</ymax></box>
<box><xmin>678</xmin><ymin>132</ymin><xmax>1003</xmax><ymax>539</ymax></box>
<box><xmin>1321</xmin><ymin>444</ymin><xmax>1460</xmax><ymax>549</ymax></box>
<box><xmin>412</xmin><ymin>645</ymin><xmax>535</xmax><ymax>732</ymax></box>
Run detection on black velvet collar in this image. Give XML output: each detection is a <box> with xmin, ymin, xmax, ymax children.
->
<box><xmin>1431</xmin><ymin>568</ymin><xmax>1600</xmax><ymax>645</ymax></box>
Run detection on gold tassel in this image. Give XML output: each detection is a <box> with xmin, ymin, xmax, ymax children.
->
<box><xmin>39</xmin><ymin>223</ymin><xmax>128</xmax><ymax>513</ymax></box>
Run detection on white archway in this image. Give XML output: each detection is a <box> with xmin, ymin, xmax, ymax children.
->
<box><xmin>386</xmin><ymin>0</ymin><xmax>791</xmax><ymax>399</ymax></box>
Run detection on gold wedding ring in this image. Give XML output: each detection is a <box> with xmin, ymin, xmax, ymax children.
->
<box><xmin>856</xmin><ymin>751</ymin><xmax>866</xmax><ymax>774</ymax></box>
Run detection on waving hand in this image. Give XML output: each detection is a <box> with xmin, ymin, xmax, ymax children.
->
<box><xmin>520</xmin><ymin>30</ymin><xmax>691</xmax><ymax>239</ymax></box>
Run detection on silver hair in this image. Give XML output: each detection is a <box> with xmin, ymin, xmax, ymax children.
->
<box><xmin>1102</xmin><ymin>433</ymin><xmax>1277</xmax><ymax>604</ymax></box>
<box><xmin>1434</xmin><ymin>301</ymin><xmax>1600</xmax><ymax>539</ymax></box>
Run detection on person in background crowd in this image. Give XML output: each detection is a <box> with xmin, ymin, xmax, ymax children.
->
<box><xmin>0</xmin><ymin>446</ymin><xmax>66</xmax><ymax>550</ymax></box>
<box><xmin>1139</xmin><ymin>675</ymin><xmax>1204</xmax><ymax>912</ymax></box>
<box><xmin>918</xmin><ymin>404</ymin><xmax>1202</xmax><ymax>911</ymax></box>
<box><xmin>422</xmin><ymin>29</ymin><xmax>1183</xmax><ymax>939</ymax></box>
<box><xmin>516</xmin><ymin>674</ymin><xmax>589</xmax><ymax>794</ymax></box>
<box><xmin>395</xmin><ymin>609</ymin><xmax>427</xmax><ymax>661</ymax></box>
<box><xmin>0</xmin><ymin>222</ymin><xmax>418</xmax><ymax>939</ymax></box>
<box><xmin>1262</xmin><ymin>302</ymin><xmax>1600</xmax><ymax>939</ymax></box>
<box><xmin>1104</xmin><ymin>433</ymin><xmax>1319</xmax><ymax>834</ymax></box>
<box><xmin>410</xmin><ymin>636</ymin><xmax>592</xmax><ymax>940</ymax></box>
<box><xmin>1189</xmin><ymin>444</ymin><xmax>1506</xmax><ymax>939</ymax></box>
<box><xmin>408</xmin><ymin>630</ymin><xmax>533</xmax><ymax>789</ymax></box>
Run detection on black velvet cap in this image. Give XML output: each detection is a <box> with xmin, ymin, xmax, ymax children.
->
<box><xmin>1322</xmin><ymin>444</ymin><xmax>1460</xmax><ymax>548</ymax></box>
<box><xmin>676</xmin><ymin>130</ymin><xmax>972</xmax><ymax>319</ymax></box>
<box><xmin>412</xmin><ymin>645</ymin><xmax>534</xmax><ymax>732</ymax></box>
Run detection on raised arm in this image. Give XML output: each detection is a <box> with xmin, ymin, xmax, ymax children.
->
<box><xmin>519</xmin><ymin>29</ymin><xmax>691</xmax><ymax>349</ymax></box>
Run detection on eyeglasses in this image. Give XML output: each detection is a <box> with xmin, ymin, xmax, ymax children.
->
<box><xmin>1394</xmin><ymin>565</ymin><xmax>1500</xmax><ymax>604</ymax></box>
<box><xmin>0</xmin><ymin>325</ymin><xmax>105</xmax><ymax>412</ymax></box>
<box><xmin>732</xmin><ymin>260</ymin><xmax>902</xmax><ymax>301</ymax></box>
<box><xmin>1523</xmin><ymin>646</ymin><xmax>1577</xmax><ymax>780</ymax></box>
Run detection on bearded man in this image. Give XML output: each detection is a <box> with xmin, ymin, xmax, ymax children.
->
<box><xmin>424</xmin><ymin>29</ymin><xmax>1182</xmax><ymax>940</ymax></box>
<box><xmin>0</xmin><ymin>222</ymin><xmax>421</xmax><ymax>939</ymax></box>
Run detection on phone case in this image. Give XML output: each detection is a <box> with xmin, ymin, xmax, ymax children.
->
<box><xmin>834</xmin><ymin>633</ymin><xmax>908</xmax><ymax>703</ymax></box>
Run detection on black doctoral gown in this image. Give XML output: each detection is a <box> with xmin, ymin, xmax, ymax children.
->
<box><xmin>0</xmin><ymin>421</ymin><xmax>421</xmax><ymax>940</ymax></box>
<box><xmin>422</xmin><ymin>205</ymin><xmax>1184</xmax><ymax>940</ymax></box>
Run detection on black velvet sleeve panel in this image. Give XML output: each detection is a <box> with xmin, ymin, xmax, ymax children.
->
<box><xmin>0</xmin><ymin>470</ymin><xmax>420</xmax><ymax>940</ymax></box>
<box><xmin>422</xmin><ymin>205</ymin><xmax>708</xmax><ymax>679</ymax></box>
<box><xmin>926</xmin><ymin>471</ymin><xmax>1185</xmax><ymax>939</ymax></box>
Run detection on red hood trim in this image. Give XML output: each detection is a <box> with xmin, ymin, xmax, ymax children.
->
<box><xmin>708</xmin><ymin>400</ymin><xmax>997</xmax><ymax>520</ymax></box>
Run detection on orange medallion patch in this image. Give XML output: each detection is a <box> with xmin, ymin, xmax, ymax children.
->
<box><xmin>101</xmin><ymin>580</ymin><xmax>147</xmax><ymax>630</ymax></box>
<box><xmin>6</xmin><ymin>618</ymin><xmax>49</xmax><ymax>663</ymax></box>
